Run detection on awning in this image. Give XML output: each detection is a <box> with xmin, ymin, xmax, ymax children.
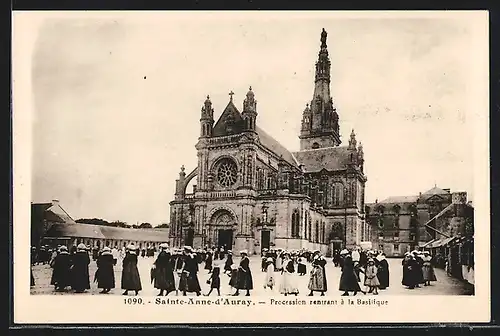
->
<box><xmin>421</xmin><ymin>239</ymin><xmax>437</xmax><ymax>248</ymax></box>
<box><xmin>433</xmin><ymin>237</ymin><xmax>457</xmax><ymax>248</ymax></box>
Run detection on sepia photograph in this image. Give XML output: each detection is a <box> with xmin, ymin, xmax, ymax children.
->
<box><xmin>12</xmin><ymin>11</ymin><xmax>490</xmax><ymax>324</ymax></box>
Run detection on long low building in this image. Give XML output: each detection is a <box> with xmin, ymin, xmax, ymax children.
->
<box><xmin>43</xmin><ymin>222</ymin><xmax>170</xmax><ymax>250</ymax></box>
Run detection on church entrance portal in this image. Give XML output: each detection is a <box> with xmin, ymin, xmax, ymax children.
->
<box><xmin>210</xmin><ymin>209</ymin><xmax>236</xmax><ymax>249</ymax></box>
<box><xmin>261</xmin><ymin>230</ymin><xmax>270</xmax><ymax>251</ymax></box>
<box><xmin>218</xmin><ymin>229</ymin><xmax>233</xmax><ymax>250</ymax></box>
<box><xmin>185</xmin><ymin>228</ymin><xmax>194</xmax><ymax>247</ymax></box>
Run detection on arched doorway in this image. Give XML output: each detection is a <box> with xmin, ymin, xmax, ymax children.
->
<box><xmin>209</xmin><ymin>209</ymin><xmax>236</xmax><ymax>250</ymax></box>
<box><xmin>185</xmin><ymin>226</ymin><xmax>194</xmax><ymax>247</ymax></box>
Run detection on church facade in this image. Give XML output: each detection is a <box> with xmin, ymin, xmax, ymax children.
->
<box><xmin>169</xmin><ymin>29</ymin><xmax>368</xmax><ymax>256</ymax></box>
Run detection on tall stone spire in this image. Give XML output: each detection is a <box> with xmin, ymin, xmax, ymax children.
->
<box><xmin>299</xmin><ymin>28</ymin><xmax>341</xmax><ymax>150</ymax></box>
<box><xmin>314</xmin><ymin>28</ymin><xmax>331</xmax><ymax>98</ymax></box>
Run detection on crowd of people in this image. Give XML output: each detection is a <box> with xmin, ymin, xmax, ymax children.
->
<box><xmin>31</xmin><ymin>243</ymin><xmax>439</xmax><ymax>296</ymax></box>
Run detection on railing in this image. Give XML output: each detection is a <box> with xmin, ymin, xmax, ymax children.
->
<box><xmin>257</xmin><ymin>189</ymin><xmax>277</xmax><ymax>196</ymax></box>
<box><xmin>207</xmin><ymin>134</ymin><xmax>241</xmax><ymax>146</ymax></box>
<box><xmin>184</xmin><ymin>193</ymin><xmax>195</xmax><ymax>199</ymax></box>
<box><xmin>208</xmin><ymin>190</ymin><xmax>236</xmax><ymax>198</ymax></box>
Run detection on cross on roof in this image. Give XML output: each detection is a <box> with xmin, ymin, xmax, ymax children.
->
<box><xmin>229</xmin><ymin>91</ymin><xmax>234</xmax><ymax>100</ymax></box>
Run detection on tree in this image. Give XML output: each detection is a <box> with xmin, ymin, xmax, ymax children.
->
<box><xmin>139</xmin><ymin>223</ymin><xmax>152</xmax><ymax>229</ymax></box>
<box><xmin>76</xmin><ymin>218</ymin><xmax>110</xmax><ymax>226</ymax></box>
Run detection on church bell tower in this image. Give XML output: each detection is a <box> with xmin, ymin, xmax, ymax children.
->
<box><xmin>299</xmin><ymin>28</ymin><xmax>341</xmax><ymax>150</ymax></box>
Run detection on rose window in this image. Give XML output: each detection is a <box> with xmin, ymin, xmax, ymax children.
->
<box><xmin>216</xmin><ymin>158</ymin><xmax>238</xmax><ymax>187</ymax></box>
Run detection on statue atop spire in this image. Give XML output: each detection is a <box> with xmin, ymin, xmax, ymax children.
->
<box><xmin>348</xmin><ymin>129</ymin><xmax>357</xmax><ymax>149</ymax></box>
<box><xmin>321</xmin><ymin>28</ymin><xmax>327</xmax><ymax>48</ymax></box>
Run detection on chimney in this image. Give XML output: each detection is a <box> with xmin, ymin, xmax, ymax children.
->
<box><xmin>52</xmin><ymin>199</ymin><xmax>59</xmax><ymax>206</ymax></box>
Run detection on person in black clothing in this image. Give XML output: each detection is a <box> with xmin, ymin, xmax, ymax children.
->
<box><xmin>205</xmin><ymin>264</ymin><xmax>221</xmax><ymax>296</ymax></box>
<box><xmin>339</xmin><ymin>252</ymin><xmax>366</xmax><ymax>296</ymax></box>
<box><xmin>71</xmin><ymin>243</ymin><xmax>91</xmax><ymax>293</ymax></box>
<box><xmin>224</xmin><ymin>250</ymin><xmax>234</xmax><ymax>275</ymax></box>
<box><xmin>375</xmin><ymin>252</ymin><xmax>390</xmax><ymax>290</ymax></box>
<box><xmin>204</xmin><ymin>250</ymin><xmax>213</xmax><ymax>273</ymax></box>
<box><xmin>233</xmin><ymin>250</ymin><xmax>253</xmax><ymax>296</ymax></box>
<box><xmin>122</xmin><ymin>244</ymin><xmax>142</xmax><ymax>295</ymax></box>
<box><xmin>179</xmin><ymin>248</ymin><xmax>202</xmax><ymax>296</ymax></box>
<box><xmin>50</xmin><ymin>245</ymin><xmax>72</xmax><ymax>291</ymax></box>
<box><xmin>95</xmin><ymin>246</ymin><xmax>115</xmax><ymax>294</ymax></box>
<box><xmin>152</xmin><ymin>243</ymin><xmax>176</xmax><ymax>296</ymax></box>
<box><xmin>402</xmin><ymin>253</ymin><xmax>419</xmax><ymax>289</ymax></box>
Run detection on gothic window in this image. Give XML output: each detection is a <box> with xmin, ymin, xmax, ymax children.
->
<box><xmin>304</xmin><ymin>212</ymin><xmax>309</xmax><ymax>239</ymax></box>
<box><xmin>308</xmin><ymin>215</ymin><xmax>312</xmax><ymax>241</ymax></box>
<box><xmin>291</xmin><ymin>210</ymin><xmax>300</xmax><ymax>238</ymax></box>
<box><xmin>333</xmin><ymin>183</ymin><xmax>344</xmax><ymax>206</ymax></box>
<box><xmin>315</xmin><ymin>220</ymin><xmax>320</xmax><ymax>243</ymax></box>
<box><xmin>246</xmin><ymin>156</ymin><xmax>253</xmax><ymax>185</ymax></box>
<box><xmin>322</xmin><ymin>222</ymin><xmax>326</xmax><ymax>243</ymax></box>
<box><xmin>256</xmin><ymin>168</ymin><xmax>262</xmax><ymax>189</ymax></box>
<box><xmin>216</xmin><ymin>158</ymin><xmax>238</xmax><ymax>188</ymax></box>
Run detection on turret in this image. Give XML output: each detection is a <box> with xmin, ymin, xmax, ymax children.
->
<box><xmin>242</xmin><ymin>86</ymin><xmax>257</xmax><ymax>132</ymax></box>
<box><xmin>200</xmin><ymin>95</ymin><xmax>214</xmax><ymax>138</ymax></box>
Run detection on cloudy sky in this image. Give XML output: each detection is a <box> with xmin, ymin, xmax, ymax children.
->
<box><xmin>23</xmin><ymin>12</ymin><xmax>487</xmax><ymax>225</ymax></box>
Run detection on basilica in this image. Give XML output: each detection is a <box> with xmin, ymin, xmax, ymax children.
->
<box><xmin>169</xmin><ymin>29</ymin><xmax>369</xmax><ymax>256</ymax></box>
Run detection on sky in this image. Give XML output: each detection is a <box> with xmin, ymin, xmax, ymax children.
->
<box><xmin>26</xmin><ymin>12</ymin><xmax>487</xmax><ymax>226</ymax></box>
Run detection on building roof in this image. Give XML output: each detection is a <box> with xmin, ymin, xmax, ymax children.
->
<box><xmin>212</xmin><ymin>100</ymin><xmax>245</xmax><ymax>136</ymax></box>
<box><xmin>256</xmin><ymin>126</ymin><xmax>298</xmax><ymax>167</ymax></box>
<box><xmin>377</xmin><ymin>195</ymin><xmax>420</xmax><ymax>204</ymax></box>
<box><xmin>422</xmin><ymin>186</ymin><xmax>450</xmax><ymax>196</ymax></box>
<box><xmin>45</xmin><ymin>222</ymin><xmax>171</xmax><ymax>242</ymax></box>
<box><xmin>292</xmin><ymin>146</ymin><xmax>352</xmax><ymax>173</ymax></box>
<box><xmin>31</xmin><ymin>202</ymin><xmax>76</xmax><ymax>224</ymax></box>
<box><xmin>45</xmin><ymin>222</ymin><xmax>106</xmax><ymax>239</ymax></box>
<box><xmin>211</xmin><ymin>100</ymin><xmax>299</xmax><ymax>167</ymax></box>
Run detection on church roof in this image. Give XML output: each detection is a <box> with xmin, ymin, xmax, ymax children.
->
<box><xmin>292</xmin><ymin>146</ymin><xmax>352</xmax><ymax>173</ymax></box>
<box><xmin>256</xmin><ymin>126</ymin><xmax>298</xmax><ymax>167</ymax></box>
<box><xmin>212</xmin><ymin>101</ymin><xmax>245</xmax><ymax>136</ymax></box>
<box><xmin>212</xmin><ymin>100</ymin><xmax>299</xmax><ymax>168</ymax></box>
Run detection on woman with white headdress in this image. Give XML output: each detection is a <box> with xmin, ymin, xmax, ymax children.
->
<box><xmin>275</xmin><ymin>249</ymin><xmax>283</xmax><ymax>272</ymax></box>
<box><xmin>95</xmin><ymin>246</ymin><xmax>115</xmax><ymax>294</ymax></box>
<box><xmin>233</xmin><ymin>250</ymin><xmax>253</xmax><ymax>296</ymax></box>
<box><xmin>308</xmin><ymin>255</ymin><xmax>326</xmax><ymax>296</ymax></box>
<box><xmin>50</xmin><ymin>245</ymin><xmax>72</xmax><ymax>291</ymax></box>
<box><xmin>152</xmin><ymin>243</ymin><xmax>176</xmax><ymax>296</ymax></box>
<box><xmin>402</xmin><ymin>252</ymin><xmax>419</xmax><ymax>290</ymax></box>
<box><xmin>339</xmin><ymin>250</ymin><xmax>365</xmax><ymax>296</ymax></box>
<box><xmin>375</xmin><ymin>252</ymin><xmax>389</xmax><ymax>290</ymax></box>
<box><xmin>264</xmin><ymin>257</ymin><xmax>275</xmax><ymax>291</ymax></box>
<box><xmin>71</xmin><ymin>243</ymin><xmax>91</xmax><ymax>293</ymax></box>
<box><xmin>421</xmin><ymin>251</ymin><xmax>437</xmax><ymax>286</ymax></box>
<box><xmin>279</xmin><ymin>252</ymin><xmax>299</xmax><ymax>296</ymax></box>
<box><xmin>364</xmin><ymin>258</ymin><xmax>380</xmax><ymax>295</ymax></box>
<box><xmin>179</xmin><ymin>247</ymin><xmax>202</xmax><ymax>296</ymax></box>
<box><xmin>224</xmin><ymin>250</ymin><xmax>234</xmax><ymax>275</ymax></box>
<box><xmin>121</xmin><ymin>244</ymin><xmax>142</xmax><ymax>295</ymax></box>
